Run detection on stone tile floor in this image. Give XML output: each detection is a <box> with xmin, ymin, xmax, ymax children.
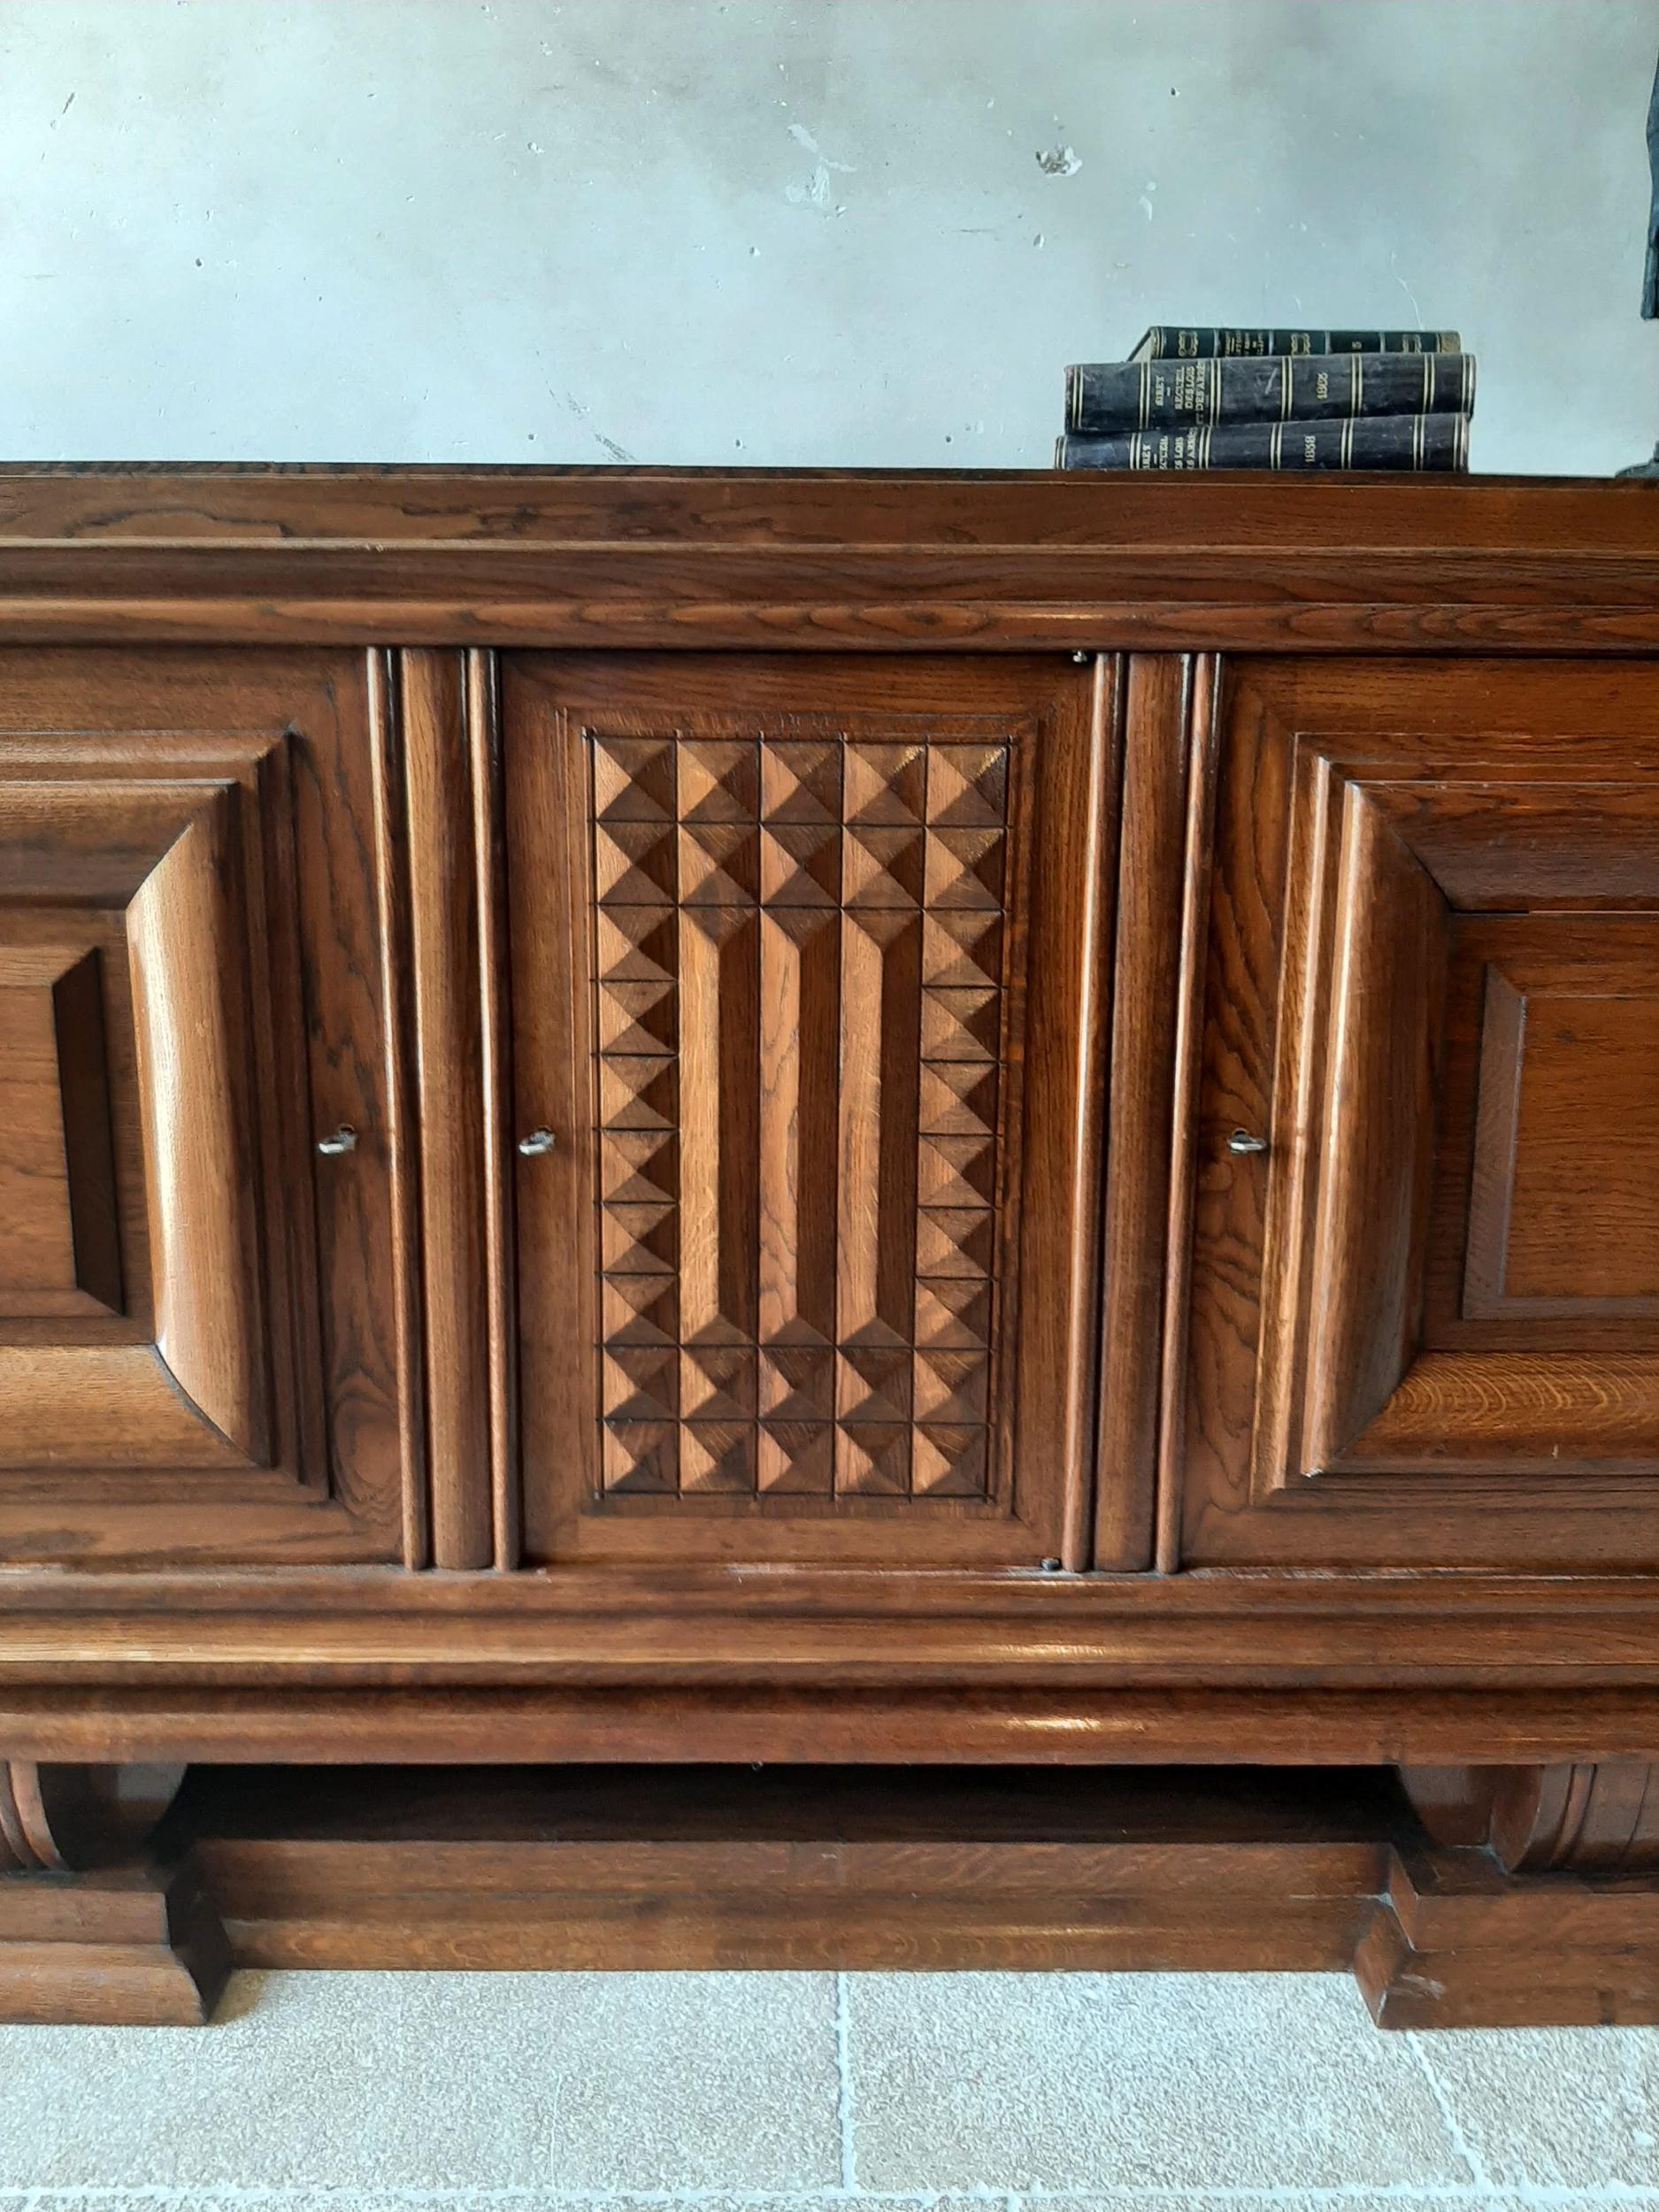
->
<box><xmin>0</xmin><ymin>1970</ymin><xmax>1655</xmax><ymax>2209</ymax></box>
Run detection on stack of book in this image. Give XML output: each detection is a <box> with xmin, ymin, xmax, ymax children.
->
<box><xmin>1056</xmin><ymin>326</ymin><xmax>1473</xmax><ymax>472</ymax></box>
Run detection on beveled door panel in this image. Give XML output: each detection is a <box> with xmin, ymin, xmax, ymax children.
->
<box><xmin>1178</xmin><ymin>657</ymin><xmax>1659</xmax><ymax>1567</ymax></box>
<box><xmin>506</xmin><ymin>653</ymin><xmax>1113</xmax><ymax>1567</ymax></box>
<box><xmin>0</xmin><ymin>650</ymin><xmax>406</xmax><ymax>1564</ymax></box>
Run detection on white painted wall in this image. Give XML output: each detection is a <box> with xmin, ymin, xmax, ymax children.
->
<box><xmin>1</xmin><ymin>0</ymin><xmax>1655</xmax><ymax>473</ymax></box>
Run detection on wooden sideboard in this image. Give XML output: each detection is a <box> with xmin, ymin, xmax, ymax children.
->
<box><xmin>4</xmin><ymin>465</ymin><xmax>1659</xmax><ymax>2025</ymax></box>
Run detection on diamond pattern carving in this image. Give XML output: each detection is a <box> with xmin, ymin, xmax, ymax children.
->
<box><xmin>914</xmin><ymin>1278</ymin><xmax>993</xmax><ymax>1348</ymax></box>
<box><xmin>922</xmin><ymin>987</ymin><xmax>1000</xmax><ymax>1062</ymax></box>
<box><xmin>918</xmin><ymin>1135</ymin><xmax>996</xmax><ymax>1209</ymax></box>
<box><xmin>602</xmin><ymin>1345</ymin><xmax>678</xmax><ymax>1424</ymax></box>
<box><xmin>603</xmin><ymin>1422</ymin><xmax>678</xmax><ymax>1494</ymax></box>
<box><xmin>600</xmin><ymin>1130</ymin><xmax>677</xmax><ymax>1205</ymax></box>
<box><xmin>843</xmin><ymin>826</ymin><xmax>925</xmax><ymax>910</ymax></box>
<box><xmin>758</xmin><ymin>1420</ymin><xmax>834</xmax><ymax>1494</ymax></box>
<box><xmin>926</xmin><ymin>827</ymin><xmax>1007</xmax><ymax>910</ymax></box>
<box><xmin>596</xmin><ymin>905</ymin><xmax>677</xmax><ymax>986</ymax></box>
<box><xmin>761</xmin><ymin>821</ymin><xmax>841</xmax><ymax>906</ymax></box>
<box><xmin>912</xmin><ymin>1425</ymin><xmax>988</xmax><ymax>1497</ymax></box>
<box><xmin>760</xmin><ymin>1344</ymin><xmax>834</xmax><ymax>1420</ymax></box>
<box><xmin>679</xmin><ymin>739</ymin><xmax>758</xmax><ymax>824</ymax></box>
<box><xmin>682</xmin><ymin>1421</ymin><xmax>756</xmax><ymax>1494</ymax></box>
<box><xmin>597</xmin><ymin>977</ymin><xmax>676</xmax><ymax>1056</ymax></box>
<box><xmin>925</xmin><ymin>910</ymin><xmax>1002</xmax><ymax>987</ymax></box>
<box><xmin>602</xmin><ymin>1273</ymin><xmax>678</xmax><ymax>1348</ymax></box>
<box><xmin>589</xmin><ymin>723</ymin><xmax>1015</xmax><ymax>1502</ymax></box>
<box><xmin>595</xmin><ymin>819</ymin><xmax>677</xmax><ymax>904</ymax></box>
<box><xmin>920</xmin><ymin>1062</ymin><xmax>998</xmax><ymax>1138</ymax></box>
<box><xmin>763</xmin><ymin>741</ymin><xmax>841</xmax><ymax>825</ymax></box>
<box><xmin>593</xmin><ymin>737</ymin><xmax>676</xmax><ymax>823</ymax></box>
<box><xmin>681</xmin><ymin>1341</ymin><xmax>757</xmax><ymax>1421</ymax></box>
<box><xmin>680</xmin><ymin>821</ymin><xmax>758</xmax><ymax>905</ymax></box>
<box><xmin>837</xmin><ymin>1345</ymin><xmax>913</xmax><ymax>1425</ymax></box>
<box><xmin>913</xmin><ymin>1349</ymin><xmax>990</xmax><ymax>1422</ymax></box>
<box><xmin>836</xmin><ymin>1425</ymin><xmax>910</xmax><ymax>1495</ymax></box>
<box><xmin>601</xmin><ymin>1200</ymin><xmax>676</xmax><ymax>1275</ymax></box>
<box><xmin>845</xmin><ymin>742</ymin><xmax>926</xmax><ymax>826</ymax></box>
<box><xmin>927</xmin><ymin>745</ymin><xmax>1008</xmax><ymax>828</ymax></box>
<box><xmin>915</xmin><ymin>1208</ymin><xmax>995</xmax><ymax>1279</ymax></box>
<box><xmin>598</xmin><ymin>1054</ymin><xmax>677</xmax><ymax>1131</ymax></box>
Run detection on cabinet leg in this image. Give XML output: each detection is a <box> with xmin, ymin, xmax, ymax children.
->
<box><xmin>0</xmin><ymin>1761</ymin><xmax>230</xmax><ymax>2024</ymax></box>
<box><xmin>1356</xmin><ymin>1762</ymin><xmax>1659</xmax><ymax>2027</ymax></box>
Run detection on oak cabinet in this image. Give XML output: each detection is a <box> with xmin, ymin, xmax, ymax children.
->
<box><xmin>9</xmin><ymin>473</ymin><xmax>1659</xmax><ymax>2023</ymax></box>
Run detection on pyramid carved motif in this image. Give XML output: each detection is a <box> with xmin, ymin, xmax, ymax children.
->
<box><xmin>590</xmin><ymin>722</ymin><xmax>1018</xmax><ymax>1503</ymax></box>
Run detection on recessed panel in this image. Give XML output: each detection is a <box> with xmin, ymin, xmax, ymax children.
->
<box><xmin>1504</xmin><ymin>994</ymin><xmax>1659</xmax><ymax>1307</ymax></box>
<box><xmin>1455</xmin><ymin>922</ymin><xmax>1659</xmax><ymax>1326</ymax></box>
<box><xmin>0</xmin><ymin>949</ymin><xmax>121</xmax><ymax>1319</ymax></box>
<box><xmin>0</xmin><ymin>979</ymin><xmax>78</xmax><ymax>1297</ymax></box>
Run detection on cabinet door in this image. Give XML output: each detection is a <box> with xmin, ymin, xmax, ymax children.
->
<box><xmin>0</xmin><ymin>651</ymin><xmax>404</xmax><ymax>1564</ymax></box>
<box><xmin>505</xmin><ymin>653</ymin><xmax>1111</xmax><ymax>1567</ymax></box>
<box><xmin>1179</xmin><ymin>657</ymin><xmax>1659</xmax><ymax>1567</ymax></box>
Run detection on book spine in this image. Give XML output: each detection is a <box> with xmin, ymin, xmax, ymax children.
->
<box><xmin>1056</xmin><ymin>414</ymin><xmax>1469</xmax><ymax>472</ymax></box>
<box><xmin>1132</xmin><ymin>326</ymin><xmax>1461</xmax><ymax>360</ymax></box>
<box><xmin>1067</xmin><ymin>353</ymin><xmax>1475</xmax><ymax>434</ymax></box>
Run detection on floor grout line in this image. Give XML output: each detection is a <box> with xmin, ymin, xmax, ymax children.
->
<box><xmin>1403</xmin><ymin>2027</ymin><xmax>1494</xmax><ymax>2197</ymax></box>
<box><xmin>834</xmin><ymin>1968</ymin><xmax>858</xmax><ymax>2193</ymax></box>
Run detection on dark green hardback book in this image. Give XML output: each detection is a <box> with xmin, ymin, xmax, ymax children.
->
<box><xmin>1055</xmin><ymin>414</ymin><xmax>1469</xmax><ymax>472</ymax></box>
<box><xmin>1130</xmin><ymin>325</ymin><xmax>1461</xmax><ymax>360</ymax></box>
<box><xmin>1067</xmin><ymin>351</ymin><xmax>1475</xmax><ymax>435</ymax></box>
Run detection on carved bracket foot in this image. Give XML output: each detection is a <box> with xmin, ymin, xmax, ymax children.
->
<box><xmin>1359</xmin><ymin>1762</ymin><xmax>1659</xmax><ymax>2027</ymax></box>
<box><xmin>0</xmin><ymin>1761</ymin><xmax>230</xmax><ymax>2025</ymax></box>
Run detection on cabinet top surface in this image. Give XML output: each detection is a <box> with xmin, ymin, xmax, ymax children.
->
<box><xmin>0</xmin><ymin>466</ymin><xmax>1652</xmax><ymax>650</ymax></box>
<box><xmin>0</xmin><ymin>462</ymin><xmax>1652</xmax><ymax>550</ymax></box>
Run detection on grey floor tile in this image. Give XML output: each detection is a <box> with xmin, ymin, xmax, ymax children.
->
<box><xmin>0</xmin><ymin>1970</ymin><xmax>841</xmax><ymax>2196</ymax></box>
<box><xmin>0</xmin><ymin>1972</ymin><xmax>560</xmax><ymax>2188</ymax></box>
<box><xmin>537</xmin><ymin>1970</ymin><xmax>841</xmax><ymax>2190</ymax></box>
<box><xmin>845</xmin><ymin>1970</ymin><xmax>1471</xmax><ymax>2192</ymax></box>
<box><xmin>1409</xmin><ymin>2020</ymin><xmax>1659</xmax><ymax>2189</ymax></box>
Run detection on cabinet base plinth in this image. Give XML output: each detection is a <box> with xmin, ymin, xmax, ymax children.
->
<box><xmin>1358</xmin><ymin>1845</ymin><xmax>1659</xmax><ymax>2028</ymax></box>
<box><xmin>0</xmin><ymin>1860</ymin><xmax>232</xmax><ymax>2025</ymax></box>
<box><xmin>12</xmin><ymin>1764</ymin><xmax>1659</xmax><ymax>2028</ymax></box>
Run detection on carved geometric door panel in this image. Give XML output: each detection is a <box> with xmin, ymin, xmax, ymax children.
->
<box><xmin>504</xmin><ymin>654</ymin><xmax>1112</xmax><ymax>1567</ymax></box>
<box><xmin>0</xmin><ymin>650</ymin><xmax>405</xmax><ymax>1565</ymax></box>
<box><xmin>1179</xmin><ymin>657</ymin><xmax>1659</xmax><ymax>1568</ymax></box>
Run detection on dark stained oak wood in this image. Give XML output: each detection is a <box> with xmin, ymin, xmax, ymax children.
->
<box><xmin>185</xmin><ymin>1762</ymin><xmax>1393</xmax><ymax>1979</ymax></box>
<box><xmin>16</xmin><ymin>1753</ymin><xmax>1659</xmax><ymax>2029</ymax></box>
<box><xmin>16</xmin><ymin>1687</ymin><xmax>1659</xmax><ymax>1769</ymax></box>
<box><xmin>1094</xmin><ymin>657</ymin><xmax>1180</xmax><ymax>1569</ymax></box>
<box><xmin>0</xmin><ymin>1759</ymin><xmax>228</xmax><ymax>2025</ymax></box>
<box><xmin>0</xmin><ymin>469</ymin><xmax>1655</xmax><ymax>653</ymax></box>
<box><xmin>1400</xmin><ymin>1758</ymin><xmax>1659</xmax><ymax>1872</ymax></box>
<box><xmin>0</xmin><ymin>1757</ymin><xmax>183</xmax><ymax>1870</ymax></box>
<box><xmin>1360</xmin><ymin>1759</ymin><xmax>1659</xmax><ymax>2026</ymax></box>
